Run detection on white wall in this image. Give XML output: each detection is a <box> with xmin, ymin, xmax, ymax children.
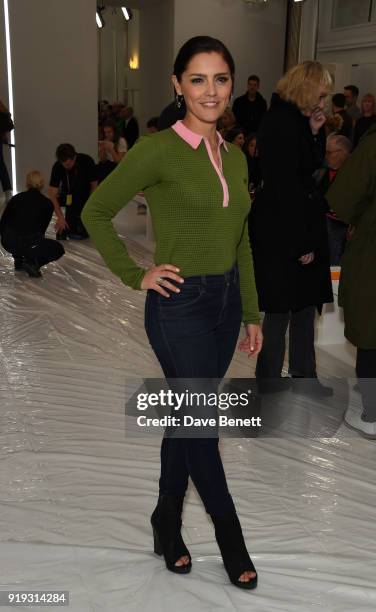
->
<box><xmin>173</xmin><ymin>0</ymin><xmax>288</xmax><ymax>105</ymax></box>
<box><xmin>7</xmin><ymin>0</ymin><xmax>98</xmax><ymax>193</ymax></box>
<box><xmin>316</xmin><ymin>0</ymin><xmax>376</xmax><ymax>95</ymax></box>
<box><xmin>299</xmin><ymin>0</ymin><xmax>319</xmax><ymax>61</ymax></box>
<box><xmin>138</xmin><ymin>0</ymin><xmax>175</xmax><ymax>131</ymax></box>
<box><xmin>98</xmin><ymin>7</ymin><xmax>127</xmax><ymax>103</ymax></box>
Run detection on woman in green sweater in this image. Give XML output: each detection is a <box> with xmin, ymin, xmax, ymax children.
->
<box><xmin>82</xmin><ymin>36</ymin><xmax>262</xmax><ymax>590</ymax></box>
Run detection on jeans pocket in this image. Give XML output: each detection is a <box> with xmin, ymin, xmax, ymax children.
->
<box><xmin>158</xmin><ymin>284</ymin><xmax>204</xmax><ymax>313</ymax></box>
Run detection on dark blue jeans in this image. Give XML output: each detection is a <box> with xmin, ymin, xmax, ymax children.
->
<box><xmin>145</xmin><ymin>266</ymin><xmax>242</xmax><ymax>514</ymax></box>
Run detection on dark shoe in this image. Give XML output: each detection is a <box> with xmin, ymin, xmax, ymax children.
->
<box><xmin>256</xmin><ymin>377</ymin><xmax>292</xmax><ymax>394</ymax></box>
<box><xmin>151</xmin><ymin>494</ymin><xmax>192</xmax><ymax>574</ymax></box>
<box><xmin>14</xmin><ymin>257</ymin><xmax>25</xmax><ymax>271</ymax></box>
<box><xmin>292</xmin><ymin>377</ymin><xmax>333</xmax><ymax>398</ymax></box>
<box><xmin>56</xmin><ymin>230</ymin><xmax>68</xmax><ymax>241</ymax></box>
<box><xmin>210</xmin><ymin>510</ymin><xmax>257</xmax><ymax>590</ymax></box>
<box><xmin>67</xmin><ymin>232</ymin><xmax>87</xmax><ymax>240</ymax></box>
<box><xmin>22</xmin><ymin>261</ymin><xmax>42</xmax><ymax>278</ymax></box>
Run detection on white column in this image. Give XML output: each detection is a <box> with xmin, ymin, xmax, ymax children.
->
<box><xmin>299</xmin><ymin>0</ymin><xmax>320</xmax><ymax>61</ymax></box>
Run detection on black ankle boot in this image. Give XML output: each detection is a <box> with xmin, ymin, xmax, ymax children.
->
<box><xmin>151</xmin><ymin>494</ymin><xmax>192</xmax><ymax>574</ymax></box>
<box><xmin>210</xmin><ymin>510</ymin><xmax>257</xmax><ymax>589</ymax></box>
<box><xmin>22</xmin><ymin>260</ymin><xmax>42</xmax><ymax>278</ymax></box>
<box><xmin>14</xmin><ymin>257</ymin><xmax>25</xmax><ymax>271</ymax></box>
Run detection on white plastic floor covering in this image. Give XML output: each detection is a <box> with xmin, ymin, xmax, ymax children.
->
<box><xmin>0</xmin><ymin>205</ymin><xmax>375</xmax><ymax>612</ymax></box>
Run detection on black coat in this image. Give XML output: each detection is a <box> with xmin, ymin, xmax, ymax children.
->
<box><xmin>248</xmin><ymin>94</ymin><xmax>333</xmax><ymax>313</ymax></box>
<box><xmin>0</xmin><ymin>188</ymin><xmax>53</xmax><ymax>236</ymax></box>
<box><xmin>232</xmin><ymin>92</ymin><xmax>267</xmax><ymax>135</ymax></box>
<box><xmin>122</xmin><ymin>116</ymin><xmax>139</xmax><ymax>148</ymax></box>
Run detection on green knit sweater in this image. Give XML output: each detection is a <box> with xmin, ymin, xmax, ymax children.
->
<box><xmin>82</xmin><ymin>128</ymin><xmax>260</xmax><ymax>324</ymax></box>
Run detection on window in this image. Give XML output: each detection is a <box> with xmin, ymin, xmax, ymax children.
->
<box><xmin>332</xmin><ymin>0</ymin><xmax>374</xmax><ymax>29</ymax></box>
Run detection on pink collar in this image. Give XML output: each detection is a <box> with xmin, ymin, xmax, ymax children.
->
<box><xmin>172</xmin><ymin>120</ymin><xmax>228</xmax><ymax>152</ymax></box>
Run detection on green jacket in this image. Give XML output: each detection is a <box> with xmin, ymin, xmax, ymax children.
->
<box><xmin>327</xmin><ymin>123</ymin><xmax>376</xmax><ymax>348</ymax></box>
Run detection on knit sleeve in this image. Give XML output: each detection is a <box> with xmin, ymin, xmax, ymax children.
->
<box><xmin>237</xmin><ymin>216</ymin><xmax>261</xmax><ymax>325</ymax></box>
<box><xmin>235</xmin><ymin>154</ymin><xmax>260</xmax><ymax>324</ymax></box>
<box><xmin>82</xmin><ymin>135</ymin><xmax>160</xmax><ymax>289</ymax></box>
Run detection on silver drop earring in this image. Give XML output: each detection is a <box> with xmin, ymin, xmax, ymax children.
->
<box><xmin>176</xmin><ymin>94</ymin><xmax>183</xmax><ymax>109</ymax></box>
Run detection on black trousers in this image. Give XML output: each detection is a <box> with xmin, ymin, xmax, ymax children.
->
<box><xmin>64</xmin><ymin>201</ymin><xmax>89</xmax><ymax>237</ymax></box>
<box><xmin>145</xmin><ymin>266</ymin><xmax>241</xmax><ymax>515</ymax></box>
<box><xmin>356</xmin><ymin>349</ymin><xmax>376</xmax><ymax>422</ymax></box>
<box><xmin>256</xmin><ymin>306</ymin><xmax>317</xmax><ymax>378</ymax></box>
<box><xmin>0</xmin><ymin>143</ymin><xmax>11</xmax><ymax>192</ymax></box>
<box><xmin>2</xmin><ymin>230</ymin><xmax>65</xmax><ymax>268</ymax></box>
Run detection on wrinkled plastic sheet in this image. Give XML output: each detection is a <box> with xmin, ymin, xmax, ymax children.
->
<box><xmin>0</xmin><ymin>208</ymin><xmax>375</xmax><ymax>611</ymax></box>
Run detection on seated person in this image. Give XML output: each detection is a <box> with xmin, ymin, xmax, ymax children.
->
<box><xmin>330</xmin><ymin>93</ymin><xmax>353</xmax><ymax>140</ymax></box>
<box><xmin>146</xmin><ymin>116</ymin><xmax>159</xmax><ymax>133</ymax></box>
<box><xmin>98</xmin><ymin>121</ymin><xmax>127</xmax><ymax>183</ymax></box>
<box><xmin>224</xmin><ymin>127</ymin><xmax>245</xmax><ymax>149</ymax></box>
<box><xmin>218</xmin><ymin>107</ymin><xmax>236</xmax><ymax>137</ymax></box>
<box><xmin>119</xmin><ymin>106</ymin><xmax>139</xmax><ymax>148</ymax></box>
<box><xmin>316</xmin><ymin>134</ymin><xmax>352</xmax><ymax>265</ymax></box>
<box><xmin>353</xmin><ymin>93</ymin><xmax>376</xmax><ymax>148</ymax></box>
<box><xmin>48</xmin><ymin>143</ymin><xmax>97</xmax><ymax>240</ymax></box>
<box><xmin>0</xmin><ymin>171</ymin><xmax>64</xmax><ymax>277</ymax></box>
<box><xmin>243</xmin><ymin>132</ymin><xmax>261</xmax><ymax>196</ymax></box>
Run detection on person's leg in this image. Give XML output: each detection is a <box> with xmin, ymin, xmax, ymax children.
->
<box><xmin>327</xmin><ymin>218</ymin><xmax>348</xmax><ymax>266</ymax></box>
<box><xmin>56</xmin><ymin>203</ymin><xmax>68</xmax><ymax>240</ymax></box>
<box><xmin>74</xmin><ymin>201</ymin><xmax>89</xmax><ymax>238</ymax></box>
<box><xmin>288</xmin><ymin>306</ymin><xmax>317</xmax><ymax>377</ymax></box>
<box><xmin>23</xmin><ymin>236</ymin><xmax>64</xmax><ymax>272</ymax></box>
<box><xmin>154</xmin><ymin>274</ymin><xmax>240</xmax><ymax>515</ymax></box>
<box><xmin>255</xmin><ymin>312</ymin><xmax>290</xmax><ymax>378</ymax></box>
<box><xmin>65</xmin><ymin>202</ymin><xmax>84</xmax><ymax>237</ymax></box>
<box><xmin>1</xmin><ymin>230</ymin><xmax>24</xmax><ymax>269</ymax></box>
<box><xmin>27</xmin><ymin>238</ymin><xmax>65</xmax><ymax>268</ymax></box>
<box><xmin>145</xmin><ymin>289</ymin><xmax>190</xmax><ymax>498</ymax></box>
<box><xmin>356</xmin><ymin>349</ymin><xmax>376</xmax><ymax>422</ymax></box>
<box><xmin>146</xmin><ymin>271</ymin><xmax>256</xmax><ymax>584</ymax></box>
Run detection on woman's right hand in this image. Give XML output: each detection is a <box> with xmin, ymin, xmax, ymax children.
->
<box><xmin>141</xmin><ymin>264</ymin><xmax>184</xmax><ymax>297</ymax></box>
<box><xmin>55</xmin><ymin>214</ymin><xmax>68</xmax><ymax>232</ymax></box>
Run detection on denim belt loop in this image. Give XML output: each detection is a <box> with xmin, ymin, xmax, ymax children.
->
<box><xmin>200</xmin><ymin>274</ymin><xmax>207</xmax><ymax>285</ymax></box>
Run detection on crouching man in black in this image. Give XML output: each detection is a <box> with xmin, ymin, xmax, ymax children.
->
<box><xmin>0</xmin><ymin>170</ymin><xmax>64</xmax><ymax>277</ymax></box>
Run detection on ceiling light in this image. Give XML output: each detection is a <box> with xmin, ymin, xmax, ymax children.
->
<box><xmin>96</xmin><ymin>13</ymin><xmax>103</xmax><ymax>28</ymax></box>
<box><xmin>121</xmin><ymin>7</ymin><xmax>131</xmax><ymax>21</ymax></box>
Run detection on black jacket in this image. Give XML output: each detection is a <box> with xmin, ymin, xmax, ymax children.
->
<box><xmin>0</xmin><ymin>189</ymin><xmax>53</xmax><ymax>237</ymax></box>
<box><xmin>336</xmin><ymin>109</ymin><xmax>353</xmax><ymax>140</ymax></box>
<box><xmin>353</xmin><ymin>115</ymin><xmax>376</xmax><ymax>148</ymax></box>
<box><xmin>157</xmin><ymin>101</ymin><xmax>186</xmax><ymax>130</ymax></box>
<box><xmin>122</xmin><ymin>116</ymin><xmax>139</xmax><ymax>148</ymax></box>
<box><xmin>248</xmin><ymin>93</ymin><xmax>333</xmax><ymax>312</ymax></box>
<box><xmin>232</xmin><ymin>91</ymin><xmax>267</xmax><ymax>135</ymax></box>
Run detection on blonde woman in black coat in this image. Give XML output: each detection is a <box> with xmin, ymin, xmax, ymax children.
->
<box><xmin>249</xmin><ymin>61</ymin><xmax>333</xmax><ymax>396</ymax></box>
